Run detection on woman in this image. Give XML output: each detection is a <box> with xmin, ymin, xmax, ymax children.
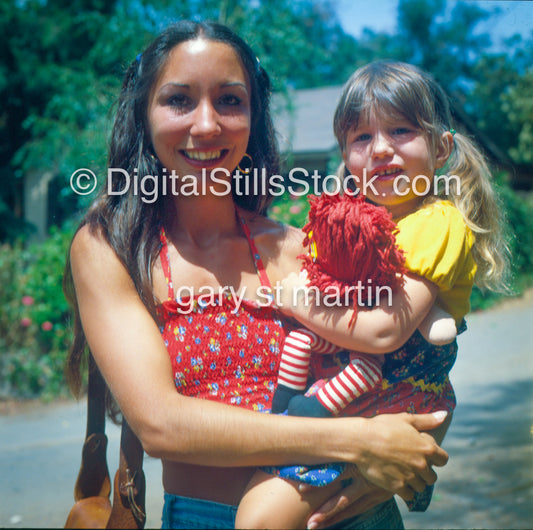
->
<box><xmin>64</xmin><ymin>21</ymin><xmax>449</xmax><ymax>529</ymax></box>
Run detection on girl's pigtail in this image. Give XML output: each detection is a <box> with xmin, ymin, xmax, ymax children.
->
<box><xmin>444</xmin><ymin>131</ymin><xmax>511</xmax><ymax>293</ymax></box>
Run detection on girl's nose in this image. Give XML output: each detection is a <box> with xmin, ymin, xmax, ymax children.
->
<box><xmin>190</xmin><ymin>99</ymin><xmax>221</xmax><ymax>137</ymax></box>
<box><xmin>371</xmin><ymin>132</ymin><xmax>394</xmax><ymax>158</ymax></box>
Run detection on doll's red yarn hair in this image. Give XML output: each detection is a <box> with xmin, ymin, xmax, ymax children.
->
<box><xmin>300</xmin><ymin>192</ymin><xmax>407</xmax><ymax>324</ymax></box>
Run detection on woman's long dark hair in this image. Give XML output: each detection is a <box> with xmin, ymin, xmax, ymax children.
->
<box><xmin>64</xmin><ymin>21</ymin><xmax>280</xmax><ymax>402</ymax></box>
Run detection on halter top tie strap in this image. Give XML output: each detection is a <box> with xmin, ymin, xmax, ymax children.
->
<box><xmin>159</xmin><ymin>211</ymin><xmax>274</xmax><ymax>302</ymax></box>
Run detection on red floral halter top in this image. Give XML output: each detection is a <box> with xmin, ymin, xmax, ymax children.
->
<box><xmin>155</xmin><ymin>213</ymin><xmax>287</xmax><ymax>412</ymax></box>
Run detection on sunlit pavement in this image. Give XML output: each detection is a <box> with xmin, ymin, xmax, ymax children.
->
<box><xmin>1</xmin><ymin>292</ymin><xmax>532</xmax><ymax>529</ymax></box>
<box><xmin>401</xmin><ymin>291</ymin><xmax>533</xmax><ymax>529</ymax></box>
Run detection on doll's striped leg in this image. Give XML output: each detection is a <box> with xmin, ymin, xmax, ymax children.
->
<box><xmin>272</xmin><ymin>329</ymin><xmax>339</xmax><ymax>413</ymax></box>
<box><xmin>316</xmin><ymin>354</ymin><xmax>382</xmax><ymax>414</ymax></box>
<box><xmin>288</xmin><ymin>354</ymin><xmax>382</xmax><ymax>417</ymax></box>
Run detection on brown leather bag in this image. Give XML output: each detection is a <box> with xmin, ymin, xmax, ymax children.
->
<box><xmin>65</xmin><ymin>356</ymin><xmax>146</xmax><ymax>529</ymax></box>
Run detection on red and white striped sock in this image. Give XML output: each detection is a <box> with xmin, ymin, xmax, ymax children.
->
<box><xmin>276</xmin><ymin>330</ymin><xmax>315</xmax><ymax>391</ymax></box>
<box><xmin>316</xmin><ymin>355</ymin><xmax>382</xmax><ymax>415</ymax></box>
<box><xmin>277</xmin><ymin>330</ymin><xmax>342</xmax><ymax>391</ymax></box>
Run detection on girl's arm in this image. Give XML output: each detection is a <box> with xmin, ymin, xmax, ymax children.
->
<box><xmin>70</xmin><ymin>226</ymin><xmax>447</xmax><ymax>498</ymax></box>
<box><xmin>418</xmin><ymin>304</ymin><xmax>457</xmax><ymax>345</ymax></box>
<box><xmin>278</xmin><ymin>271</ymin><xmax>439</xmax><ymax>353</ymax></box>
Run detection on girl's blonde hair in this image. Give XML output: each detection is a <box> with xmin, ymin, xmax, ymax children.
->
<box><xmin>333</xmin><ymin>61</ymin><xmax>510</xmax><ymax>292</ymax></box>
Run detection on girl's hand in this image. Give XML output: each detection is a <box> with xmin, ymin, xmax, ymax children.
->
<box><xmin>278</xmin><ymin>270</ymin><xmax>311</xmax><ymax>317</ymax></box>
<box><xmin>305</xmin><ymin>468</ymin><xmax>392</xmax><ymax>529</ymax></box>
<box><xmin>355</xmin><ymin>411</ymin><xmax>448</xmax><ymax>499</ymax></box>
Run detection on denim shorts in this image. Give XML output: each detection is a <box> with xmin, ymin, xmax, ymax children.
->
<box><xmin>161</xmin><ymin>493</ymin><xmax>404</xmax><ymax>529</ymax></box>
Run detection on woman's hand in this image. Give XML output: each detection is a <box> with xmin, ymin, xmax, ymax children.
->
<box><xmin>305</xmin><ymin>468</ymin><xmax>392</xmax><ymax>529</ymax></box>
<box><xmin>355</xmin><ymin>411</ymin><xmax>448</xmax><ymax>499</ymax></box>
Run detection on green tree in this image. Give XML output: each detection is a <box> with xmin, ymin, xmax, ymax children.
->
<box><xmin>0</xmin><ymin>0</ymin><xmax>159</xmax><ymax>240</ymax></box>
<box><xmin>390</xmin><ymin>0</ymin><xmax>532</xmax><ymax>186</ymax></box>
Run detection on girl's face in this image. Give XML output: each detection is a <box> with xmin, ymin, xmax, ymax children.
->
<box><xmin>343</xmin><ymin>110</ymin><xmax>451</xmax><ymax>219</ymax></box>
<box><xmin>147</xmin><ymin>39</ymin><xmax>251</xmax><ymax>184</ymax></box>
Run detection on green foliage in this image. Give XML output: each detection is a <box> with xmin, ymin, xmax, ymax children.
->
<box><xmin>1</xmin><ymin>0</ymin><xmax>533</xmax><ymax>398</ymax></box>
<box><xmin>269</xmin><ymin>191</ymin><xmax>311</xmax><ymax>228</ymax></box>
<box><xmin>502</xmin><ymin>70</ymin><xmax>533</xmax><ymax>165</ymax></box>
<box><xmin>499</xmin><ymin>186</ymin><xmax>533</xmax><ymax>278</ymax></box>
<box><xmin>470</xmin><ymin>180</ymin><xmax>533</xmax><ymax>311</ymax></box>
<box><xmin>0</xmin><ymin>225</ymin><xmax>75</xmax><ymax>399</ymax></box>
<box><xmin>1</xmin><ymin>0</ymin><xmax>159</xmax><ymax>240</ymax></box>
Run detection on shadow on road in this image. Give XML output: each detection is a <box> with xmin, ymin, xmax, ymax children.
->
<box><xmin>402</xmin><ymin>378</ymin><xmax>533</xmax><ymax>529</ymax></box>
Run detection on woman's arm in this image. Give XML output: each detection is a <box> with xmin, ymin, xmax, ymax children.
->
<box><xmin>278</xmin><ymin>271</ymin><xmax>439</xmax><ymax>353</ymax></box>
<box><xmin>306</xmin><ymin>412</ymin><xmax>454</xmax><ymax>528</ymax></box>
<box><xmin>70</xmin><ymin>226</ymin><xmax>448</xmax><ymax>498</ymax></box>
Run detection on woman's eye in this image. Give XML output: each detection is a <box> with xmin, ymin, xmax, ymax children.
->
<box><xmin>219</xmin><ymin>94</ymin><xmax>242</xmax><ymax>106</ymax></box>
<box><xmin>167</xmin><ymin>94</ymin><xmax>191</xmax><ymax>108</ymax></box>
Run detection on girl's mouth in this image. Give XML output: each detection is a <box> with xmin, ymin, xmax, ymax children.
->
<box><xmin>372</xmin><ymin>167</ymin><xmax>404</xmax><ymax>180</ymax></box>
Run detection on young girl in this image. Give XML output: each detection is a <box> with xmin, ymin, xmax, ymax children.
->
<box><xmin>235</xmin><ymin>61</ymin><xmax>510</xmax><ymax>529</ymax></box>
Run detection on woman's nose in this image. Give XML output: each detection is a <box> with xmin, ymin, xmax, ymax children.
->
<box><xmin>190</xmin><ymin>99</ymin><xmax>221</xmax><ymax>137</ymax></box>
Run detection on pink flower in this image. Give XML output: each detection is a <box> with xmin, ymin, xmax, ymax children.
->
<box><xmin>41</xmin><ymin>321</ymin><xmax>53</xmax><ymax>332</ymax></box>
<box><xmin>22</xmin><ymin>296</ymin><xmax>34</xmax><ymax>306</ymax></box>
<box><xmin>20</xmin><ymin>317</ymin><xmax>32</xmax><ymax>327</ymax></box>
<box><xmin>271</xmin><ymin>206</ymin><xmax>281</xmax><ymax>214</ymax></box>
<box><xmin>289</xmin><ymin>205</ymin><xmax>302</xmax><ymax>214</ymax></box>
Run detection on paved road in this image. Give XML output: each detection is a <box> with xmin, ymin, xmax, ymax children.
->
<box><xmin>1</xmin><ymin>292</ymin><xmax>532</xmax><ymax>529</ymax></box>
<box><xmin>0</xmin><ymin>400</ymin><xmax>165</xmax><ymax>528</ymax></box>
<box><xmin>400</xmin><ymin>291</ymin><xmax>533</xmax><ymax>529</ymax></box>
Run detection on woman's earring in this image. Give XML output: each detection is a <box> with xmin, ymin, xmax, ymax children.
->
<box><xmin>237</xmin><ymin>153</ymin><xmax>253</xmax><ymax>174</ymax></box>
<box><xmin>147</xmin><ymin>146</ymin><xmax>160</xmax><ymax>166</ymax></box>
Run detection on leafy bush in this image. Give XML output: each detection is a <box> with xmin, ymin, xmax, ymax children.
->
<box><xmin>0</xmin><ymin>225</ymin><xmax>75</xmax><ymax>399</ymax></box>
<box><xmin>471</xmin><ymin>182</ymin><xmax>533</xmax><ymax>311</ymax></box>
<box><xmin>269</xmin><ymin>190</ymin><xmax>311</xmax><ymax>227</ymax></box>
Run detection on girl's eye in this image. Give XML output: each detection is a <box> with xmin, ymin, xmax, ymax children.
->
<box><xmin>392</xmin><ymin>127</ymin><xmax>412</xmax><ymax>135</ymax></box>
<box><xmin>354</xmin><ymin>133</ymin><xmax>371</xmax><ymax>142</ymax></box>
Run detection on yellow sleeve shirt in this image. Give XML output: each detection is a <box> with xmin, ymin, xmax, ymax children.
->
<box><xmin>395</xmin><ymin>200</ymin><xmax>477</xmax><ymax>323</ymax></box>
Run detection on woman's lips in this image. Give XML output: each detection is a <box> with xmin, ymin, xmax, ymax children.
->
<box><xmin>180</xmin><ymin>149</ymin><xmax>229</xmax><ymax>168</ymax></box>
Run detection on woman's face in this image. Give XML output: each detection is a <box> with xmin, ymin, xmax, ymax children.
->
<box><xmin>147</xmin><ymin>39</ymin><xmax>251</xmax><ymax>182</ymax></box>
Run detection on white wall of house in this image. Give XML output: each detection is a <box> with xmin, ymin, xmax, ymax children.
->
<box><xmin>24</xmin><ymin>171</ymin><xmax>53</xmax><ymax>241</ymax></box>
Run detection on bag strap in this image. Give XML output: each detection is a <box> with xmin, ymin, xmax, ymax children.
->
<box><xmin>107</xmin><ymin>419</ymin><xmax>146</xmax><ymax>529</ymax></box>
<box><xmin>73</xmin><ymin>354</ymin><xmax>146</xmax><ymax>528</ymax></box>
<box><xmin>73</xmin><ymin>355</ymin><xmax>111</xmax><ymax>501</ymax></box>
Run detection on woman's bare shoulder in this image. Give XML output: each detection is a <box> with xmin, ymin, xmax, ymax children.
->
<box><xmin>243</xmin><ymin>212</ymin><xmax>305</xmax><ymax>278</ymax></box>
<box><xmin>244</xmin><ymin>213</ymin><xmax>303</xmax><ymax>248</ymax></box>
<box><xmin>70</xmin><ymin>224</ymin><xmax>133</xmax><ymax>291</ymax></box>
<box><xmin>71</xmin><ymin>224</ymin><xmax>112</xmax><ymax>264</ymax></box>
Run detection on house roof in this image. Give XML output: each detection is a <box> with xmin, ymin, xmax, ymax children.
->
<box><xmin>271</xmin><ymin>85</ymin><xmax>527</xmax><ymax>185</ymax></box>
<box><xmin>272</xmin><ymin>85</ymin><xmax>343</xmax><ymax>155</ymax></box>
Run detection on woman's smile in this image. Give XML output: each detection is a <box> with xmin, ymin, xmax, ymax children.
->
<box><xmin>180</xmin><ymin>148</ymin><xmax>230</xmax><ymax>168</ymax></box>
